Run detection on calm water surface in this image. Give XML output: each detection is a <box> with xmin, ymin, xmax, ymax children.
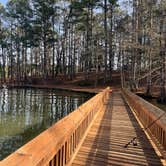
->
<box><xmin>145</xmin><ymin>98</ymin><xmax>166</xmax><ymax>112</ymax></box>
<box><xmin>137</xmin><ymin>94</ymin><xmax>166</xmax><ymax>112</ymax></box>
<box><xmin>0</xmin><ymin>88</ymin><xmax>92</xmax><ymax>160</ymax></box>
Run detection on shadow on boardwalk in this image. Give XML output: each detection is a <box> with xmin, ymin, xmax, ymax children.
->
<box><xmin>84</xmin><ymin>94</ymin><xmax>113</xmax><ymax>165</ymax></box>
<box><xmin>72</xmin><ymin>91</ymin><xmax>162</xmax><ymax>166</ymax></box>
<box><xmin>123</xmin><ymin>95</ymin><xmax>162</xmax><ymax>166</ymax></box>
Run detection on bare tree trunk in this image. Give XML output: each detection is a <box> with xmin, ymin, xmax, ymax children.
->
<box><xmin>159</xmin><ymin>9</ymin><xmax>166</xmax><ymax>102</ymax></box>
<box><xmin>16</xmin><ymin>40</ymin><xmax>21</xmax><ymax>82</ymax></box>
<box><xmin>104</xmin><ymin>0</ymin><xmax>108</xmax><ymax>83</ymax></box>
<box><xmin>146</xmin><ymin>48</ymin><xmax>152</xmax><ymax>96</ymax></box>
<box><xmin>109</xmin><ymin>5</ymin><xmax>113</xmax><ymax>81</ymax></box>
<box><xmin>131</xmin><ymin>0</ymin><xmax>138</xmax><ymax>91</ymax></box>
<box><xmin>10</xmin><ymin>24</ymin><xmax>13</xmax><ymax>81</ymax></box>
<box><xmin>2</xmin><ymin>46</ymin><xmax>6</xmax><ymax>83</ymax></box>
<box><xmin>52</xmin><ymin>16</ymin><xmax>55</xmax><ymax>78</ymax></box>
<box><xmin>146</xmin><ymin>5</ymin><xmax>153</xmax><ymax>97</ymax></box>
<box><xmin>43</xmin><ymin>33</ymin><xmax>47</xmax><ymax>79</ymax></box>
<box><xmin>159</xmin><ymin>50</ymin><xmax>166</xmax><ymax>102</ymax></box>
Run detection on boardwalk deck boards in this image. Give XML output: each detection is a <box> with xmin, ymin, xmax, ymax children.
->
<box><xmin>71</xmin><ymin>91</ymin><xmax>163</xmax><ymax>166</ymax></box>
<box><xmin>1</xmin><ymin>88</ymin><xmax>165</xmax><ymax>166</ymax></box>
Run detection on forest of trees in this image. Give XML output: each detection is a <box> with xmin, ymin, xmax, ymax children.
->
<box><xmin>0</xmin><ymin>0</ymin><xmax>166</xmax><ymax>101</ymax></box>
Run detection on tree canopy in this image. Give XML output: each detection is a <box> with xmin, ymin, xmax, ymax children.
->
<box><xmin>0</xmin><ymin>0</ymin><xmax>165</xmax><ymax>101</ymax></box>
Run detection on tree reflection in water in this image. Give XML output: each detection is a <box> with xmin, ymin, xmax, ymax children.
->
<box><xmin>0</xmin><ymin>88</ymin><xmax>92</xmax><ymax>160</ymax></box>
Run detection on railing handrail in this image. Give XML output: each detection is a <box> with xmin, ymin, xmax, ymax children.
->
<box><xmin>0</xmin><ymin>87</ymin><xmax>110</xmax><ymax>166</ymax></box>
<box><xmin>123</xmin><ymin>89</ymin><xmax>166</xmax><ymax>128</ymax></box>
<box><xmin>122</xmin><ymin>88</ymin><xmax>166</xmax><ymax>153</ymax></box>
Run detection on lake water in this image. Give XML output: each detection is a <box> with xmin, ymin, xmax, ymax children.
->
<box><xmin>136</xmin><ymin>93</ymin><xmax>166</xmax><ymax>112</ymax></box>
<box><xmin>144</xmin><ymin>98</ymin><xmax>166</xmax><ymax>112</ymax></box>
<box><xmin>0</xmin><ymin>88</ymin><xmax>92</xmax><ymax>160</ymax></box>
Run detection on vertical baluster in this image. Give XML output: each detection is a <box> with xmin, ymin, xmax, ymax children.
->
<box><xmin>163</xmin><ymin>130</ymin><xmax>166</xmax><ymax>150</ymax></box>
<box><xmin>65</xmin><ymin>142</ymin><xmax>67</xmax><ymax>164</ymax></box>
<box><xmin>56</xmin><ymin>150</ymin><xmax>59</xmax><ymax>166</ymax></box>
<box><xmin>67</xmin><ymin>140</ymin><xmax>70</xmax><ymax>162</ymax></box>
<box><xmin>75</xmin><ymin>130</ymin><xmax>77</xmax><ymax>148</ymax></box>
<box><xmin>73</xmin><ymin>132</ymin><xmax>75</xmax><ymax>151</ymax></box>
<box><xmin>62</xmin><ymin>145</ymin><xmax>65</xmax><ymax>166</ymax></box>
<box><xmin>70</xmin><ymin>135</ymin><xmax>72</xmax><ymax>156</ymax></box>
<box><xmin>49</xmin><ymin>157</ymin><xmax>55</xmax><ymax>166</ymax></box>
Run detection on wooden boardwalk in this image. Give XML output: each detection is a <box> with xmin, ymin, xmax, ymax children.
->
<box><xmin>71</xmin><ymin>91</ymin><xmax>163</xmax><ymax>166</ymax></box>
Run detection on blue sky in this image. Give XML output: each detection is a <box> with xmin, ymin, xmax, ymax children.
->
<box><xmin>0</xmin><ymin>0</ymin><xmax>8</xmax><ymax>6</ymax></box>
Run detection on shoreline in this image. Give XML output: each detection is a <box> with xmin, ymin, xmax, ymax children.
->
<box><xmin>1</xmin><ymin>83</ymin><xmax>109</xmax><ymax>94</ymax></box>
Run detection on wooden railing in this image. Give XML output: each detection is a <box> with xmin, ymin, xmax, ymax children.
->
<box><xmin>0</xmin><ymin>87</ymin><xmax>110</xmax><ymax>166</ymax></box>
<box><xmin>123</xmin><ymin>89</ymin><xmax>166</xmax><ymax>153</ymax></box>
